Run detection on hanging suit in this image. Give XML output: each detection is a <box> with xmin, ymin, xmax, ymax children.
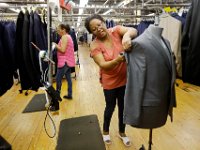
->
<box><xmin>0</xmin><ymin>23</ymin><xmax>5</xmax><ymax>95</ymax></box>
<box><xmin>0</xmin><ymin>21</ymin><xmax>16</xmax><ymax>96</ymax></box>
<box><xmin>159</xmin><ymin>13</ymin><xmax>182</xmax><ymax>78</ymax></box>
<box><xmin>137</xmin><ymin>20</ymin><xmax>154</xmax><ymax>36</ymax></box>
<box><xmin>15</xmin><ymin>11</ymin><xmax>32</xmax><ymax>90</ymax></box>
<box><xmin>31</xmin><ymin>12</ymin><xmax>48</xmax><ymax>88</ymax></box>
<box><xmin>124</xmin><ymin>25</ymin><xmax>176</xmax><ymax>128</ymax></box>
<box><xmin>70</xmin><ymin>29</ymin><xmax>78</xmax><ymax>52</ymax></box>
<box><xmin>0</xmin><ymin>22</ymin><xmax>10</xmax><ymax>96</ymax></box>
<box><xmin>181</xmin><ymin>0</ymin><xmax>200</xmax><ymax>86</ymax></box>
<box><xmin>28</xmin><ymin>11</ymin><xmax>42</xmax><ymax>90</ymax></box>
<box><xmin>22</xmin><ymin>10</ymin><xmax>36</xmax><ymax>90</ymax></box>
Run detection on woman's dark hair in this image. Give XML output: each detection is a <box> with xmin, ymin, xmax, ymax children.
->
<box><xmin>85</xmin><ymin>14</ymin><xmax>105</xmax><ymax>33</ymax></box>
<box><xmin>59</xmin><ymin>24</ymin><xmax>70</xmax><ymax>33</ymax></box>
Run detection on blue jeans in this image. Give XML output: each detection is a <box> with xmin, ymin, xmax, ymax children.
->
<box><xmin>56</xmin><ymin>63</ymin><xmax>72</xmax><ymax>97</ymax></box>
<box><xmin>103</xmin><ymin>86</ymin><xmax>126</xmax><ymax>133</ymax></box>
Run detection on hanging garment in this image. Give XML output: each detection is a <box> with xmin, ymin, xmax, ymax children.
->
<box><xmin>59</xmin><ymin>0</ymin><xmax>71</xmax><ymax>12</ymax></box>
<box><xmin>124</xmin><ymin>25</ymin><xmax>176</xmax><ymax>129</ymax></box>
<box><xmin>0</xmin><ymin>23</ymin><xmax>5</xmax><ymax>95</ymax></box>
<box><xmin>159</xmin><ymin>13</ymin><xmax>182</xmax><ymax>78</ymax></box>
<box><xmin>109</xmin><ymin>20</ymin><xmax>115</xmax><ymax>28</ymax></box>
<box><xmin>0</xmin><ymin>21</ymin><xmax>16</xmax><ymax>96</ymax></box>
<box><xmin>28</xmin><ymin>11</ymin><xmax>42</xmax><ymax>90</ymax></box>
<box><xmin>33</xmin><ymin>12</ymin><xmax>47</xmax><ymax>51</ymax></box>
<box><xmin>22</xmin><ymin>10</ymin><xmax>37</xmax><ymax>90</ymax></box>
<box><xmin>171</xmin><ymin>13</ymin><xmax>186</xmax><ymax>32</ymax></box>
<box><xmin>14</xmin><ymin>11</ymin><xmax>48</xmax><ymax>91</ymax></box>
<box><xmin>137</xmin><ymin>20</ymin><xmax>154</xmax><ymax>36</ymax></box>
<box><xmin>70</xmin><ymin>29</ymin><xmax>78</xmax><ymax>52</ymax></box>
<box><xmin>181</xmin><ymin>0</ymin><xmax>200</xmax><ymax>86</ymax></box>
<box><xmin>32</xmin><ymin>11</ymin><xmax>48</xmax><ymax>85</ymax></box>
<box><xmin>105</xmin><ymin>20</ymin><xmax>109</xmax><ymax>28</ymax></box>
<box><xmin>15</xmin><ymin>11</ymin><xmax>32</xmax><ymax>90</ymax></box>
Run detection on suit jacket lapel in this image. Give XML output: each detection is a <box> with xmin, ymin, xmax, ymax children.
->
<box><xmin>162</xmin><ymin>38</ymin><xmax>176</xmax><ymax>85</ymax></box>
<box><xmin>145</xmin><ymin>32</ymin><xmax>171</xmax><ymax>72</ymax></box>
<box><xmin>161</xmin><ymin>37</ymin><xmax>172</xmax><ymax>66</ymax></box>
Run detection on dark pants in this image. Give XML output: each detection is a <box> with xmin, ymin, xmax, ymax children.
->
<box><xmin>56</xmin><ymin>63</ymin><xmax>72</xmax><ymax>97</ymax></box>
<box><xmin>103</xmin><ymin>86</ymin><xmax>126</xmax><ymax>133</ymax></box>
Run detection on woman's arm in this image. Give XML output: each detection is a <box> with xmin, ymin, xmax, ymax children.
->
<box><xmin>55</xmin><ymin>35</ymin><xmax>68</xmax><ymax>53</ymax></box>
<box><xmin>93</xmin><ymin>53</ymin><xmax>125</xmax><ymax>71</ymax></box>
<box><xmin>90</xmin><ymin>43</ymin><xmax>125</xmax><ymax>71</ymax></box>
<box><xmin>117</xmin><ymin>25</ymin><xmax>138</xmax><ymax>51</ymax></box>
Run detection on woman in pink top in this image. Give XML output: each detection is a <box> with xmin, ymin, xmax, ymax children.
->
<box><xmin>54</xmin><ymin>24</ymin><xmax>75</xmax><ymax>99</ymax></box>
<box><xmin>85</xmin><ymin>14</ymin><xmax>137</xmax><ymax>146</ymax></box>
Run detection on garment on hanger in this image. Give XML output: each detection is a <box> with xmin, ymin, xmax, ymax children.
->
<box><xmin>105</xmin><ymin>19</ymin><xmax>115</xmax><ymax>28</ymax></box>
<box><xmin>170</xmin><ymin>13</ymin><xmax>186</xmax><ymax>32</ymax></box>
<box><xmin>123</xmin><ymin>25</ymin><xmax>176</xmax><ymax>129</ymax></box>
<box><xmin>137</xmin><ymin>20</ymin><xmax>154</xmax><ymax>36</ymax></box>
<box><xmin>0</xmin><ymin>21</ymin><xmax>16</xmax><ymax>96</ymax></box>
<box><xmin>23</xmin><ymin>10</ymin><xmax>38</xmax><ymax>90</ymax></box>
<box><xmin>59</xmin><ymin>0</ymin><xmax>71</xmax><ymax>12</ymax></box>
<box><xmin>14</xmin><ymin>10</ymin><xmax>48</xmax><ymax>91</ymax></box>
<box><xmin>159</xmin><ymin>13</ymin><xmax>182</xmax><ymax>78</ymax></box>
<box><xmin>181</xmin><ymin>0</ymin><xmax>200</xmax><ymax>86</ymax></box>
<box><xmin>15</xmin><ymin>11</ymin><xmax>31</xmax><ymax>90</ymax></box>
<box><xmin>70</xmin><ymin>28</ymin><xmax>78</xmax><ymax>52</ymax></box>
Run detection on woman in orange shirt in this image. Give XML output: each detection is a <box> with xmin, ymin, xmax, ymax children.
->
<box><xmin>85</xmin><ymin>14</ymin><xmax>137</xmax><ymax>146</ymax></box>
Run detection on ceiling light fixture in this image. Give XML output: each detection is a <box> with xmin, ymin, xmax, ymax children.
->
<box><xmin>103</xmin><ymin>0</ymin><xmax>134</xmax><ymax>15</ymax></box>
<box><xmin>77</xmin><ymin>0</ymin><xmax>88</xmax><ymax>28</ymax></box>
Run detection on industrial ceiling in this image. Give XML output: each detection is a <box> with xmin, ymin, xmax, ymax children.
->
<box><xmin>0</xmin><ymin>0</ymin><xmax>191</xmax><ymax>30</ymax></box>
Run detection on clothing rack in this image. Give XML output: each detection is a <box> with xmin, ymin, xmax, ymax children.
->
<box><xmin>0</xmin><ymin>1</ymin><xmax>191</xmax><ymax>10</ymax></box>
<box><xmin>144</xmin><ymin>3</ymin><xmax>191</xmax><ymax>7</ymax></box>
<box><xmin>0</xmin><ymin>0</ymin><xmax>52</xmax><ymax>95</ymax></box>
<box><xmin>47</xmin><ymin>0</ymin><xmax>52</xmax><ymax>84</ymax></box>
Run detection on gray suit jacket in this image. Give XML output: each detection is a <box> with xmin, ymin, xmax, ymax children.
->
<box><xmin>124</xmin><ymin>26</ymin><xmax>176</xmax><ymax>129</ymax></box>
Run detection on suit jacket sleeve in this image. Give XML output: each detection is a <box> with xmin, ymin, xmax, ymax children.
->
<box><xmin>165</xmin><ymin>40</ymin><xmax>177</xmax><ymax>121</ymax></box>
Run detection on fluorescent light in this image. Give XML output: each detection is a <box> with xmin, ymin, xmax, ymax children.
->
<box><xmin>103</xmin><ymin>9</ymin><xmax>114</xmax><ymax>15</ymax></box>
<box><xmin>103</xmin><ymin>0</ymin><xmax>134</xmax><ymax>15</ymax></box>
<box><xmin>77</xmin><ymin>0</ymin><xmax>88</xmax><ymax>28</ymax></box>
<box><xmin>9</xmin><ymin>8</ymin><xmax>20</xmax><ymax>13</ymax></box>
<box><xmin>0</xmin><ymin>3</ymin><xmax>9</xmax><ymax>7</ymax></box>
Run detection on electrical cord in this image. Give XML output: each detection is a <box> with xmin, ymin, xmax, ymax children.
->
<box><xmin>43</xmin><ymin>105</ymin><xmax>57</xmax><ymax>138</ymax></box>
<box><xmin>31</xmin><ymin>42</ymin><xmax>57</xmax><ymax>138</ymax></box>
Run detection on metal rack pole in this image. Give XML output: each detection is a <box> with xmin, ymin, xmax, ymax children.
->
<box><xmin>47</xmin><ymin>0</ymin><xmax>52</xmax><ymax>84</ymax></box>
<box><xmin>144</xmin><ymin>3</ymin><xmax>191</xmax><ymax>7</ymax></box>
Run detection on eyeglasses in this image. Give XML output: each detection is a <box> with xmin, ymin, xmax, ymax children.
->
<box><xmin>91</xmin><ymin>21</ymin><xmax>104</xmax><ymax>33</ymax></box>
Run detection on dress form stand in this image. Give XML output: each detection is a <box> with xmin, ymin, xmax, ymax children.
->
<box><xmin>139</xmin><ymin>128</ymin><xmax>153</xmax><ymax>150</ymax></box>
<box><xmin>139</xmin><ymin>25</ymin><xmax>161</xmax><ymax>150</ymax></box>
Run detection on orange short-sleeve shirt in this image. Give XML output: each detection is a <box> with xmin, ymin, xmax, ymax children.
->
<box><xmin>90</xmin><ymin>25</ymin><xmax>127</xmax><ymax>90</ymax></box>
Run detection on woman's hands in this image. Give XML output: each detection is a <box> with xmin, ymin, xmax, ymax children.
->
<box><xmin>118</xmin><ymin>25</ymin><xmax>137</xmax><ymax>51</ymax></box>
<box><xmin>52</xmin><ymin>42</ymin><xmax>58</xmax><ymax>49</ymax></box>
<box><xmin>122</xmin><ymin>36</ymin><xmax>132</xmax><ymax>51</ymax></box>
<box><xmin>52</xmin><ymin>42</ymin><xmax>57</xmax><ymax>49</ymax></box>
<box><xmin>115</xmin><ymin>53</ymin><xmax>126</xmax><ymax>64</ymax></box>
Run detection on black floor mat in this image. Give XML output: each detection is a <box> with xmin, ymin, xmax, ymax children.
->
<box><xmin>0</xmin><ymin>135</ymin><xmax>12</xmax><ymax>150</ymax></box>
<box><xmin>56</xmin><ymin>114</ymin><xmax>105</xmax><ymax>150</ymax></box>
<box><xmin>22</xmin><ymin>94</ymin><xmax>46</xmax><ymax>113</ymax></box>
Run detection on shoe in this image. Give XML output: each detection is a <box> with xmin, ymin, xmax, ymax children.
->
<box><xmin>49</xmin><ymin>105</ymin><xmax>59</xmax><ymax>111</ymax></box>
<box><xmin>49</xmin><ymin>100</ymin><xmax>59</xmax><ymax>111</ymax></box>
<box><xmin>119</xmin><ymin>135</ymin><xmax>131</xmax><ymax>147</ymax></box>
<box><xmin>103</xmin><ymin>134</ymin><xmax>111</xmax><ymax>145</ymax></box>
<box><xmin>63</xmin><ymin>95</ymin><xmax>72</xmax><ymax>99</ymax></box>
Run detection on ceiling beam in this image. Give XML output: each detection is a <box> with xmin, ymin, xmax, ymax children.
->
<box><xmin>0</xmin><ymin>1</ymin><xmax>46</xmax><ymax>4</ymax></box>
